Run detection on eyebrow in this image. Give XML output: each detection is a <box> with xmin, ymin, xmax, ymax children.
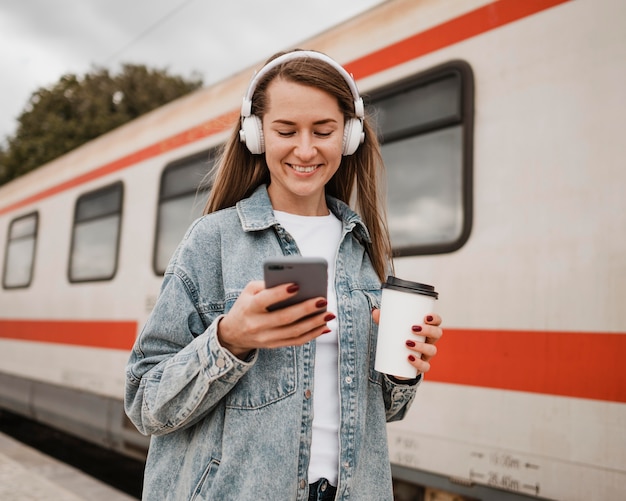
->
<box><xmin>271</xmin><ymin>118</ymin><xmax>339</xmax><ymax>126</ymax></box>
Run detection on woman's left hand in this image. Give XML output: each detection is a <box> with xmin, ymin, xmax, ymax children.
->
<box><xmin>372</xmin><ymin>310</ymin><xmax>443</xmax><ymax>376</ymax></box>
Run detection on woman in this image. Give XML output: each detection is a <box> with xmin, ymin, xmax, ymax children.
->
<box><xmin>125</xmin><ymin>50</ymin><xmax>443</xmax><ymax>501</ymax></box>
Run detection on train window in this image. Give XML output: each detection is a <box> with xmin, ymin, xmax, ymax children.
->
<box><xmin>2</xmin><ymin>212</ymin><xmax>39</xmax><ymax>289</ymax></box>
<box><xmin>370</xmin><ymin>61</ymin><xmax>474</xmax><ymax>255</ymax></box>
<box><xmin>154</xmin><ymin>150</ymin><xmax>215</xmax><ymax>274</ymax></box>
<box><xmin>68</xmin><ymin>182</ymin><xmax>123</xmax><ymax>282</ymax></box>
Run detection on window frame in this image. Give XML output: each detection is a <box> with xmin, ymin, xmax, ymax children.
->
<box><xmin>2</xmin><ymin>211</ymin><xmax>39</xmax><ymax>289</ymax></box>
<box><xmin>152</xmin><ymin>150</ymin><xmax>214</xmax><ymax>275</ymax></box>
<box><xmin>368</xmin><ymin>60</ymin><xmax>474</xmax><ymax>256</ymax></box>
<box><xmin>67</xmin><ymin>181</ymin><xmax>124</xmax><ymax>283</ymax></box>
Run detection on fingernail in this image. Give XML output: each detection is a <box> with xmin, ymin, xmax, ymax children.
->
<box><xmin>408</xmin><ymin>355</ymin><xmax>416</xmax><ymax>362</ymax></box>
<box><xmin>324</xmin><ymin>313</ymin><xmax>336</xmax><ymax>322</ymax></box>
<box><xmin>426</xmin><ymin>315</ymin><xmax>434</xmax><ymax>322</ymax></box>
<box><xmin>405</xmin><ymin>340</ymin><xmax>416</xmax><ymax>347</ymax></box>
<box><xmin>316</xmin><ymin>299</ymin><xmax>328</xmax><ymax>308</ymax></box>
<box><xmin>287</xmin><ymin>284</ymin><xmax>299</xmax><ymax>293</ymax></box>
<box><xmin>322</xmin><ymin>328</ymin><xmax>331</xmax><ymax>334</ymax></box>
<box><xmin>412</xmin><ymin>325</ymin><xmax>422</xmax><ymax>333</ymax></box>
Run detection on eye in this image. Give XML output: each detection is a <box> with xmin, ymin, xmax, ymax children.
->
<box><xmin>277</xmin><ymin>130</ymin><xmax>295</xmax><ymax>137</ymax></box>
<box><xmin>314</xmin><ymin>128</ymin><xmax>335</xmax><ymax>138</ymax></box>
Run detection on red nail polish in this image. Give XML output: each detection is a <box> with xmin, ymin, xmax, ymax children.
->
<box><xmin>316</xmin><ymin>299</ymin><xmax>328</xmax><ymax>308</ymax></box>
<box><xmin>324</xmin><ymin>313</ymin><xmax>336</xmax><ymax>322</ymax></box>
<box><xmin>426</xmin><ymin>315</ymin><xmax>434</xmax><ymax>322</ymax></box>
<box><xmin>287</xmin><ymin>284</ymin><xmax>299</xmax><ymax>293</ymax></box>
<box><xmin>405</xmin><ymin>340</ymin><xmax>416</xmax><ymax>347</ymax></box>
<box><xmin>408</xmin><ymin>355</ymin><xmax>416</xmax><ymax>362</ymax></box>
<box><xmin>412</xmin><ymin>325</ymin><xmax>422</xmax><ymax>333</ymax></box>
<box><xmin>322</xmin><ymin>328</ymin><xmax>331</xmax><ymax>334</ymax></box>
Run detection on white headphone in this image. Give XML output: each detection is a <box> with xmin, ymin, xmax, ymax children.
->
<box><xmin>239</xmin><ymin>51</ymin><xmax>365</xmax><ymax>156</ymax></box>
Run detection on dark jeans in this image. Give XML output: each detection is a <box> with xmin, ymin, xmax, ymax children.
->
<box><xmin>308</xmin><ymin>478</ymin><xmax>337</xmax><ymax>501</ymax></box>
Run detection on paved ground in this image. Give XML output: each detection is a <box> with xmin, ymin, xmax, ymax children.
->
<box><xmin>0</xmin><ymin>432</ymin><xmax>138</xmax><ymax>501</ymax></box>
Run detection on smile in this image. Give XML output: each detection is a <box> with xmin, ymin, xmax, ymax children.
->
<box><xmin>290</xmin><ymin>164</ymin><xmax>319</xmax><ymax>173</ymax></box>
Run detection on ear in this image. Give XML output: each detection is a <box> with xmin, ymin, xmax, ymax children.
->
<box><xmin>342</xmin><ymin>118</ymin><xmax>364</xmax><ymax>155</ymax></box>
<box><xmin>239</xmin><ymin>115</ymin><xmax>265</xmax><ymax>154</ymax></box>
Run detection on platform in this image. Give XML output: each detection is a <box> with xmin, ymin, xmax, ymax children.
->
<box><xmin>0</xmin><ymin>432</ymin><xmax>138</xmax><ymax>500</ymax></box>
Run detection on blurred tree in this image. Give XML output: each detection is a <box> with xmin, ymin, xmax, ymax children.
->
<box><xmin>0</xmin><ymin>64</ymin><xmax>202</xmax><ymax>186</ymax></box>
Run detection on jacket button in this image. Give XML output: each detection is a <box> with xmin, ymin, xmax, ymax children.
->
<box><xmin>304</xmin><ymin>389</ymin><xmax>312</xmax><ymax>399</ymax></box>
<box><xmin>300</xmin><ymin>479</ymin><xmax>307</xmax><ymax>489</ymax></box>
<box><xmin>215</xmin><ymin>357</ymin><xmax>226</xmax><ymax>368</ymax></box>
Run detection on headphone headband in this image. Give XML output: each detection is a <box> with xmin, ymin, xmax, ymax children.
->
<box><xmin>240</xmin><ymin>50</ymin><xmax>364</xmax><ymax>119</ymax></box>
<box><xmin>239</xmin><ymin>50</ymin><xmax>365</xmax><ymax>156</ymax></box>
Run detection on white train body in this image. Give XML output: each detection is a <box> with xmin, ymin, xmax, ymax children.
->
<box><xmin>1</xmin><ymin>0</ymin><xmax>624</xmax><ymax>499</ymax></box>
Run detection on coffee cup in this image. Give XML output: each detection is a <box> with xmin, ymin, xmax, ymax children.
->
<box><xmin>374</xmin><ymin>276</ymin><xmax>439</xmax><ymax>378</ymax></box>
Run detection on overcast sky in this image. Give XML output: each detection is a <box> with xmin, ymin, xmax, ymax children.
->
<box><xmin>0</xmin><ymin>0</ymin><xmax>385</xmax><ymax>144</ymax></box>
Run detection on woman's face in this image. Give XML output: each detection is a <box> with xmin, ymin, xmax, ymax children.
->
<box><xmin>262</xmin><ymin>78</ymin><xmax>344</xmax><ymax>216</ymax></box>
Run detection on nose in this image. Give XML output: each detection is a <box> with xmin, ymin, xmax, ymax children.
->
<box><xmin>294</xmin><ymin>134</ymin><xmax>316</xmax><ymax>161</ymax></box>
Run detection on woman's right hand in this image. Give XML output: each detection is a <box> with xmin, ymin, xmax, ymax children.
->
<box><xmin>217</xmin><ymin>280</ymin><xmax>334</xmax><ymax>358</ymax></box>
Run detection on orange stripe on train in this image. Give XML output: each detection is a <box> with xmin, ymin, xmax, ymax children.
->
<box><xmin>429</xmin><ymin>328</ymin><xmax>626</xmax><ymax>404</ymax></box>
<box><xmin>346</xmin><ymin>0</ymin><xmax>572</xmax><ymax>79</ymax></box>
<box><xmin>0</xmin><ymin>319</ymin><xmax>137</xmax><ymax>350</ymax></box>
<box><xmin>0</xmin><ymin>320</ymin><xmax>623</xmax><ymax>403</ymax></box>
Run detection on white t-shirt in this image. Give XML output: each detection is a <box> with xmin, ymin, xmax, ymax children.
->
<box><xmin>274</xmin><ymin>210</ymin><xmax>342</xmax><ymax>485</ymax></box>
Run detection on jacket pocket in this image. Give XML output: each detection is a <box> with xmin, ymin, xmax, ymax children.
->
<box><xmin>225</xmin><ymin>346</ymin><xmax>297</xmax><ymax>409</ymax></box>
<box><xmin>190</xmin><ymin>458</ymin><xmax>220</xmax><ymax>501</ymax></box>
<box><xmin>362</xmin><ymin>289</ymin><xmax>384</xmax><ymax>386</ymax></box>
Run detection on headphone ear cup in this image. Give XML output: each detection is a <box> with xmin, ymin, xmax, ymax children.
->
<box><xmin>240</xmin><ymin>115</ymin><xmax>265</xmax><ymax>154</ymax></box>
<box><xmin>342</xmin><ymin>118</ymin><xmax>364</xmax><ymax>156</ymax></box>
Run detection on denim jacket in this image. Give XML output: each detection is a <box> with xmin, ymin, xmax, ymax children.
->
<box><xmin>125</xmin><ymin>185</ymin><xmax>419</xmax><ymax>500</ymax></box>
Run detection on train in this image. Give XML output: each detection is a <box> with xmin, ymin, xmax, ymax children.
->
<box><xmin>1</xmin><ymin>0</ymin><xmax>624</xmax><ymax>499</ymax></box>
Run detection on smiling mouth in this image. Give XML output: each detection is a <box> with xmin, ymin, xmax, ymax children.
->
<box><xmin>289</xmin><ymin>164</ymin><xmax>319</xmax><ymax>173</ymax></box>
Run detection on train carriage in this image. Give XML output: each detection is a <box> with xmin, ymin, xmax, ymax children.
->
<box><xmin>1</xmin><ymin>0</ymin><xmax>625</xmax><ymax>499</ymax></box>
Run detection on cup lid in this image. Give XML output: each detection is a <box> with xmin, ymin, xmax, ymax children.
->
<box><xmin>383</xmin><ymin>276</ymin><xmax>438</xmax><ymax>299</ymax></box>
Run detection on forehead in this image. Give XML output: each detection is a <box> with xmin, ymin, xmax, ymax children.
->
<box><xmin>264</xmin><ymin>78</ymin><xmax>342</xmax><ymax>117</ymax></box>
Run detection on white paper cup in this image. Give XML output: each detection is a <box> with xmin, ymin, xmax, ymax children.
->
<box><xmin>374</xmin><ymin>276</ymin><xmax>439</xmax><ymax>378</ymax></box>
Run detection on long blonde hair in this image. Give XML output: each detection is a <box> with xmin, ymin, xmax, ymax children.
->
<box><xmin>204</xmin><ymin>50</ymin><xmax>392</xmax><ymax>281</ymax></box>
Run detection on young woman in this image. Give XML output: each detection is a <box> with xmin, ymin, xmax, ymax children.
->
<box><xmin>125</xmin><ymin>50</ymin><xmax>443</xmax><ymax>501</ymax></box>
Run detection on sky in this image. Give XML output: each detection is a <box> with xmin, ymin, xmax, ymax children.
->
<box><xmin>0</xmin><ymin>0</ymin><xmax>386</xmax><ymax>144</ymax></box>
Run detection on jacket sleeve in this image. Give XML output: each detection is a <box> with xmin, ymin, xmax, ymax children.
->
<box><xmin>124</xmin><ymin>271</ymin><xmax>257</xmax><ymax>436</ymax></box>
<box><xmin>382</xmin><ymin>373</ymin><xmax>420</xmax><ymax>422</ymax></box>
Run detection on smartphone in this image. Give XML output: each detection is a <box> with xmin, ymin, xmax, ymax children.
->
<box><xmin>263</xmin><ymin>257</ymin><xmax>328</xmax><ymax>311</ymax></box>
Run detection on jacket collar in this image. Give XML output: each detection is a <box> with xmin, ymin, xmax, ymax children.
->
<box><xmin>236</xmin><ymin>184</ymin><xmax>372</xmax><ymax>244</ymax></box>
